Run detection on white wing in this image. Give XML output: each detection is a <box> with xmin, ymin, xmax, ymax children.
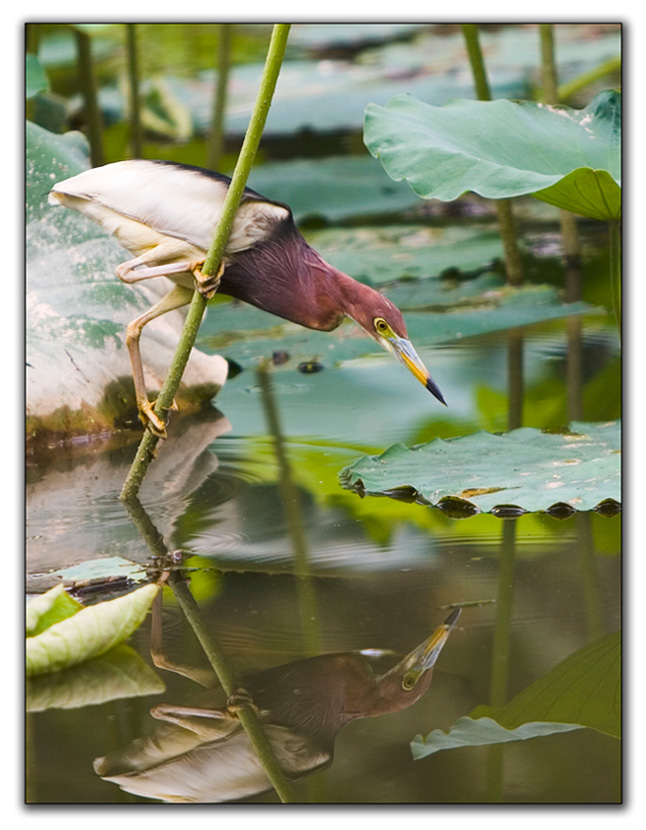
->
<box><xmin>49</xmin><ymin>159</ymin><xmax>290</xmax><ymax>254</ymax></box>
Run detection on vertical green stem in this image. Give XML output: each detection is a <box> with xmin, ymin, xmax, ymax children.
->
<box><xmin>539</xmin><ymin>24</ymin><xmax>558</xmax><ymax>102</ymax></box>
<box><xmin>576</xmin><ymin>513</ymin><xmax>605</xmax><ymax>642</ymax></box>
<box><xmin>207</xmin><ymin>24</ymin><xmax>233</xmax><ymax>171</ymax></box>
<box><xmin>73</xmin><ymin>27</ymin><xmax>104</xmax><ymax>167</ymax></box>
<box><xmin>126</xmin><ymin>23</ymin><xmax>143</xmax><ymax>159</ymax></box>
<box><xmin>120</xmin><ymin>291</ymin><xmax>207</xmax><ymax>500</ymax></box>
<box><xmin>168</xmin><ymin>573</ymin><xmax>297</xmax><ymax>803</ymax></box>
<box><xmin>486</xmin><ymin>519</ymin><xmax>517</xmax><ymax>802</ymax></box>
<box><xmin>120</xmin><ymin>496</ymin><xmax>296</xmax><ymax>802</ymax></box>
<box><xmin>202</xmin><ymin>23</ymin><xmax>291</xmax><ymax>277</ymax></box>
<box><xmin>539</xmin><ymin>24</ymin><xmax>581</xmax><ymax>266</ymax></box>
<box><xmin>462</xmin><ymin>24</ymin><xmax>491</xmax><ymax>100</ymax></box>
<box><xmin>507</xmin><ymin>329</ymin><xmax>524</xmax><ymax>430</ymax></box>
<box><xmin>462</xmin><ymin>24</ymin><xmax>523</xmax><ymax>286</ymax></box>
<box><xmin>566</xmin><ymin>316</ymin><xmax>584</xmax><ymax>421</ymax></box>
<box><xmin>120</xmin><ymin>24</ymin><xmax>291</xmax><ymax>500</ymax></box>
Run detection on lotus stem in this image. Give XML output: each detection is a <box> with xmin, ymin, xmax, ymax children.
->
<box><xmin>461</xmin><ymin>24</ymin><xmax>523</xmax><ymax>286</ymax></box>
<box><xmin>73</xmin><ymin>27</ymin><xmax>104</xmax><ymax>167</ymax></box>
<box><xmin>125</xmin><ymin>24</ymin><xmax>143</xmax><ymax>159</ymax></box>
<box><xmin>207</xmin><ymin>23</ymin><xmax>233</xmax><ymax>171</ymax></box>
<box><xmin>120</xmin><ymin>23</ymin><xmax>291</xmax><ymax>500</ymax></box>
<box><xmin>169</xmin><ymin>573</ymin><xmax>297</xmax><ymax>803</ymax></box>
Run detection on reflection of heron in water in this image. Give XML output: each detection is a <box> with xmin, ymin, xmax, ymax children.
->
<box><xmin>94</xmin><ymin>608</ymin><xmax>461</xmax><ymax>803</ymax></box>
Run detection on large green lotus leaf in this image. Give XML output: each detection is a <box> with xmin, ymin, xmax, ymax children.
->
<box><xmin>201</xmin><ymin>284</ymin><xmax>598</xmax><ymax>368</ymax></box>
<box><xmin>412</xmin><ymin>630</ymin><xmax>620</xmax><ymax>758</ymax></box>
<box><xmin>364</xmin><ymin>91</ymin><xmax>621</xmax><ymax>220</ymax></box>
<box><xmin>26</xmin><ymin>583</ymin><xmax>159</xmax><ymax>677</ymax></box>
<box><xmin>27</xmin><ymin>644</ymin><xmax>165</xmax><ymax>711</ymax></box>
<box><xmin>223</xmin><ymin>437</ymin><xmax>577</xmax><ymax>554</ymax></box>
<box><xmin>340</xmin><ymin>421</ymin><xmax>620</xmax><ymax>513</ymax></box>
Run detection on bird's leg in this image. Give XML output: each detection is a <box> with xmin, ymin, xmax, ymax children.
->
<box><xmin>192</xmin><ymin>259</ymin><xmax>226</xmax><ymax>299</ymax></box>
<box><xmin>149</xmin><ymin>704</ymin><xmax>240</xmax><ymax>741</ymax></box>
<box><xmin>115</xmin><ymin>238</ymin><xmax>204</xmax><ymax>283</ymax></box>
<box><xmin>117</xmin><ymin>259</ymin><xmax>198</xmax><ymax>283</ymax></box>
<box><xmin>125</xmin><ymin>284</ymin><xmax>194</xmax><ymax>437</ymax></box>
<box><xmin>149</xmin><ymin>586</ymin><xmax>216</xmax><ymax>688</ymax></box>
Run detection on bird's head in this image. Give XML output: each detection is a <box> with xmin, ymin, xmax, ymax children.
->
<box><xmin>366</xmin><ymin>608</ymin><xmax>462</xmax><ymax>717</ymax></box>
<box><xmin>345</xmin><ymin>285</ymin><xmax>446</xmax><ymax>406</ymax></box>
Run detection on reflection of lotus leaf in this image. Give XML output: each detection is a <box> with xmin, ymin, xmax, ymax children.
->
<box><xmin>412</xmin><ymin>630</ymin><xmax>620</xmax><ymax>758</ymax></box>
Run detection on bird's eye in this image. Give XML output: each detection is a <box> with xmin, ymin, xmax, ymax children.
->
<box><xmin>402</xmin><ymin>672</ymin><xmax>418</xmax><ymax>691</ymax></box>
<box><xmin>374</xmin><ymin>317</ymin><xmax>390</xmax><ymax>335</ymax></box>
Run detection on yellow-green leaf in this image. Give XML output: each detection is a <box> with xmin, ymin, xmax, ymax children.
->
<box><xmin>26</xmin><ymin>583</ymin><xmax>159</xmax><ymax>677</ymax></box>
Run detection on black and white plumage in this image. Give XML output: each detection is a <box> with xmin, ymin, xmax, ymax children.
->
<box><xmin>49</xmin><ymin>159</ymin><xmax>445</xmax><ymax>436</ymax></box>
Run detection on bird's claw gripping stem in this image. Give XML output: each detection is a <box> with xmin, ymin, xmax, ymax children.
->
<box><xmin>193</xmin><ymin>261</ymin><xmax>225</xmax><ymax>300</ymax></box>
<box><xmin>226</xmin><ymin>687</ymin><xmax>260</xmax><ymax>718</ymax></box>
<box><xmin>139</xmin><ymin>400</ymin><xmax>168</xmax><ymax>438</ymax></box>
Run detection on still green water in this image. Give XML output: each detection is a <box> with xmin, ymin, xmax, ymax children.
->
<box><xmin>26</xmin><ymin>309</ymin><xmax>621</xmax><ymax>804</ymax></box>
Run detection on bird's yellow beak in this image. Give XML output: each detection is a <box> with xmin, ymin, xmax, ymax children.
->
<box><xmin>416</xmin><ymin>608</ymin><xmax>462</xmax><ymax>670</ymax></box>
<box><xmin>388</xmin><ymin>336</ymin><xmax>447</xmax><ymax>406</ymax></box>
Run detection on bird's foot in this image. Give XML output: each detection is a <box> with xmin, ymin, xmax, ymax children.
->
<box><xmin>138</xmin><ymin>401</ymin><xmax>168</xmax><ymax>438</ymax></box>
<box><xmin>193</xmin><ymin>260</ymin><xmax>224</xmax><ymax>300</ymax></box>
<box><xmin>226</xmin><ymin>687</ymin><xmax>260</xmax><ymax>718</ymax></box>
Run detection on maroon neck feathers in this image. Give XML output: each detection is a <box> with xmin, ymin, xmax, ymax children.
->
<box><xmin>217</xmin><ymin>223</ymin><xmax>378</xmax><ymax>333</ymax></box>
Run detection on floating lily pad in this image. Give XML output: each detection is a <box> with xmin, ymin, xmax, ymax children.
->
<box><xmin>26</xmin><ymin>584</ymin><xmax>82</xmax><ymax>636</ymax></box>
<box><xmin>340</xmin><ymin>421</ymin><xmax>621</xmax><ymax>514</ymax></box>
<box><xmin>26</xmin><ymin>583</ymin><xmax>159</xmax><ymax>677</ymax></box>
<box><xmin>412</xmin><ymin>629</ymin><xmax>620</xmax><ymax>758</ymax></box>
<box><xmin>364</xmin><ymin>90</ymin><xmax>621</xmax><ymax>221</ymax></box>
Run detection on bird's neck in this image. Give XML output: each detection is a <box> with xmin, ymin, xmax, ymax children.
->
<box><xmin>217</xmin><ymin>225</ymin><xmax>369</xmax><ymax>333</ymax></box>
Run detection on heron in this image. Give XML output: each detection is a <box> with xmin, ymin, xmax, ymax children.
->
<box><xmin>49</xmin><ymin>160</ymin><xmax>446</xmax><ymax>437</ymax></box>
<box><xmin>94</xmin><ymin>608</ymin><xmax>461</xmax><ymax>802</ymax></box>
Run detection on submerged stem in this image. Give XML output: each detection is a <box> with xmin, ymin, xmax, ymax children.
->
<box><xmin>168</xmin><ymin>573</ymin><xmax>297</xmax><ymax>803</ymax></box>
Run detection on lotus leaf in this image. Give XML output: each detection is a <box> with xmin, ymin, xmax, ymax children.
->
<box><xmin>26</xmin><ymin>583</ymin><xmax>159</xmax><ymax>677</ymax></box>
<box><xmin>340</xmin><ymin>421</ymin><xmax>620</xmax><ymax>513</ymax></box>
<box><xmin>364</xmin><ymin>90</ymin><xmax>621</xmax><ymax>221</ymax></box>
